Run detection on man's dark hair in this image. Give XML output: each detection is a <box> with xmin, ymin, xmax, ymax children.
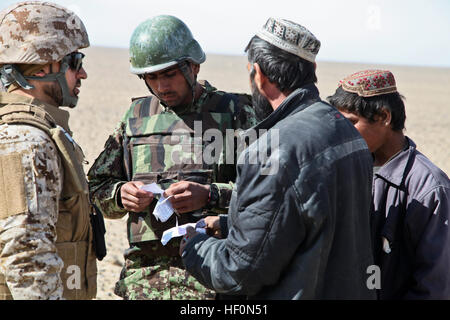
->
<box><xmin>327</xmin><ymin>86</ymin><xmax>406</xmax><ymax>131</ymax></box>
<box><xmin>245</xmin><ymin>36</ymin><xmax>317</xmax><ymax>93</ymax></box>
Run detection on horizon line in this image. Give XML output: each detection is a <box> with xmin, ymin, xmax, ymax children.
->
<box><xmin>85</xmin><ymin>45</ymin><xmax>450</xmax><ymax>70</ymax></box>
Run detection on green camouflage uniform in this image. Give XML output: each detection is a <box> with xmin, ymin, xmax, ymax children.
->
<box><xmin>88</xmin><ymin>80</ymin><xmax>257</xmax><ymax>299</ymax></box>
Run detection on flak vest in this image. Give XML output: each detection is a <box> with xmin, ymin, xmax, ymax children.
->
<box><xmin>0</xmin><ymin>95</ymin><xmax>96</xmax><ymax>299</ymax></box>
<box><xmin>125</xmin><ymin>90</ymin><xmax>241</xmax><ymax>244</ymax></box>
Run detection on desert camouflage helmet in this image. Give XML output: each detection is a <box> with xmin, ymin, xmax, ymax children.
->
<box><xmin>0</xmin><ymin>1</ymin><xmax>89</xmax><ymax>108</ymax></box>
<box><xmin>0</xmin><ymin>1</ymin><xmax>89</xmax><ymax>65</ymax></box>
<box><xmin>129</xmin><ymin>15</ymin><xmax>205</xmax><ymax>75</ymax></box>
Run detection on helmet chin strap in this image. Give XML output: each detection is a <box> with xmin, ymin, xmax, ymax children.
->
<box><xmin>178</xmin><ymin>61</ymin><xmax>196</xmax><ymax>109</ymax></box>
<box><xmin>0</xmin><ymin>64</ymin><xmax>35</xmax><ymax>90</ymax></box>
<box><xmin>0</xmin><ymin>59</ymin><xmax>79</xmax><ymax>108</ymax></box>
<box><xmin>25</xmin><ymin>60</ymin><xmax>78</xmax><ymax>108</ymax></box>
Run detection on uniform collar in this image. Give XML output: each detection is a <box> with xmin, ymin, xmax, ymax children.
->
<box><xmin>0</xmin><ymin>92</ymin><xmax>71</xmax><ymax>133</ymax></box>
<box><xmin>165</xmin><ymin>80</ymin><xmax>216</xmax><ymax>115</ymax></box>
<box><xmin>375</xmin><ymin>136</ymin><xmax>416</xmax><ymax>187</ymax></box>
<box><xmin>191</xmin><ymin>80</ymin><xmax>216</xmax><ymax>114</ymax></box>
<box><xmin>254</xmin><ymin>83</ymin><xmax>321</xmax><ymax>131</ymax></box>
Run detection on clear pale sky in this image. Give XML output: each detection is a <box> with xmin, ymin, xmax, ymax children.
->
<box><xmin>2</xmin><ymin>0</ymin><xmax>450</xmax><ymax>67</ymax></box>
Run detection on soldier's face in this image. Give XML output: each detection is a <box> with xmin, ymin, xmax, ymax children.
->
<box><xmin>144</xmin><ymin>66</ymin><xmax>192</xmax><ymax>107</ymax></box>
<box><xmin>40</xmin><ymin>55</ymin><xmax>87</xmax><ymax>106</ymax></box>
<box><xmin>64</xmin><ymin>52</ymin><xmax>88</xmax><ymax>98</ymax></box>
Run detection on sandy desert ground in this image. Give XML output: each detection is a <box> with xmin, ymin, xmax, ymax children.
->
<box><xmin>69</xmin><ymin>46</ymin><xmax>449</xmax><ymax>299</ymax></box>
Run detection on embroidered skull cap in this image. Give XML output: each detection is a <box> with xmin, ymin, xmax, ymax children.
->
<box><xmin>339</xmin><ymin>69</ymin><xmax>397</xmax><ymax>97</ymax></box>
<box><xmin>255</xmin><ymin>17</ymin><xmax>320</xmax><ymax>62</ymax></box>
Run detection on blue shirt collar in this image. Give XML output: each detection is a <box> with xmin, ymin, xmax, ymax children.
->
<box><xmin>375</xmin><ymin>136</ymin><xmax>416</xmax><ymax>187</ymax></box>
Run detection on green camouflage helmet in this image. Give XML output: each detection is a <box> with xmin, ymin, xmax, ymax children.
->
<box><xmin>129</xmin><ymin>15</ymin><xmax>206</xmax><ymax>75</ymax></box>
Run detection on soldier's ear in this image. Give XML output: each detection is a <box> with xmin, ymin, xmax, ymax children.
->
<box><xmin>31</xmin><ymin>66</ymin><xmax>48</xmax><ymax>77</ymax></box>
<box><xmin>33</xmin><ymin>70</ymin><xmax>46</xmax><ymax>77</ymax></box>
<box><xmin>33</xmin><ymin>63</ymin><xmax>55</xmax><ymax>76</ymax></box>
<box><xmin>380</xmin><ymin>108</ymin><xmax>392</xmax><ymax>127</ymax></box>
<box><xmin>190</xmin><ymin>63</ymin><xmax>200</xmax><ymax>78</ymax></box>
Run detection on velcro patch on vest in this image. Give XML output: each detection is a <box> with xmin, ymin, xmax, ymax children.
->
<box><xmin>0</xmin><ymin>152</ymin><xmax>28</xmax><ymax>219</ymax></box>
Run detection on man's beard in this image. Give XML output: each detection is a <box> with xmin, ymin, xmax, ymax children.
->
<box><xmin>41</xmin><ymin>79</ymin><xmax>79</xmax><ymax>107</ymax></box>
<box><xmin>42</xmin><ymin>81</ymin><xmax>64</xmax><ymax>106</ymax></box>
<box><xmin>251</xmin><ymin>77</ymin><xmax>273</xmax><ymax>122</ymax></box>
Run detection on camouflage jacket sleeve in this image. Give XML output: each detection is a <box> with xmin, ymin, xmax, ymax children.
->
<box><xmin>210</xmin><ymin>93</ymin><xmax>257</xmax><ymax>212</ymax></box>
<box><xmin>0</xmin><ymin>125</ymin><xmax>64</xmax><ymax>299</ymax></box>
<box><xmin>87</xmin><ymin>120</ymin><xmax>129</xmax><ymax>219</ymax></box>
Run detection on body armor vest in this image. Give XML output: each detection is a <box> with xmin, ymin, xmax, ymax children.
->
<box><xmin>124</xmin><ymin>87</ymin><xmax>241</xmax><ymax>243</ymax></box>
<box><xmin>0</xmin><ymin>95</ymin><xmax>96</xmax><ymax>299</ymax></box>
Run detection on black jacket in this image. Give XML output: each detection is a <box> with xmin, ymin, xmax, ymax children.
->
<box><xmin>182</xmin><ymin>84</ymin><xmax>376</xmax><ymax>299</ymax></box>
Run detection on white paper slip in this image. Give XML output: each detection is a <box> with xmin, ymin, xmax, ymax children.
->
<box><xmin>153</xmin><ymin>195</ymin><xmax>175</xmax><ymax>222</ymax></box>
<box><xmin>140</xmin><ymin>183</ymin><xmax>165</xmax><ymax>194</ymax></box>
<box><xmin>161</xmin><ymin>220</ymin><xmax>206</xmax><ymax>246</ymax></box>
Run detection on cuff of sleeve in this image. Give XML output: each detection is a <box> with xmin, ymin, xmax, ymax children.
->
<box><xmin>219</xmin><ymin>214</ymin><xmax>229</xmax><ymax>238</ymax></box>
<box><xmin>113</xmin><ymin>182</ymin><xmax>127</xmax><ymax>210</ymax></box>
<box><xmin>181</xmin><ymin>232</ymin><xmax>210</xmax><ymax>258</ymax></box>
<box><xmin>212</xmin><ymin>182</ymin><xmax>234</xmax><ymax>210</ymax></box>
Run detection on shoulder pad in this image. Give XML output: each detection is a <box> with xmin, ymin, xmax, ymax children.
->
<box><xmin>232</xmin><ymin>93</ymin><xmax>252</xmax><ymax>107</ymax></box>
<box><xmin>207</xmin><ymin>91</ymin><xmax>250</xmax><ymax>116</ymax></box>
<box><xmin>128</xmin><ymin>95</ymin><xmax>163</xmax><ymax>118</ymax></box>
<box><xmin>0</xmin><ymin>104</ymin><xmax>56</xmax><ymax>133</ymax></box>
<box><xmin>131</xmin><ymin>95</ymin><xmax>152</xmax><ymax>102</ymax></box>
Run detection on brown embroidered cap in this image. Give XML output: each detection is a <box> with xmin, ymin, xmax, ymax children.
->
<box><xmin>339</xmin><ymin>69</ymin><xmax>397</xmax><ymax>97</ymax></box>
<box><xmin>255</xmin><ymin>17</ymin><xmax>320</xmax><ymax>62</ymax></box>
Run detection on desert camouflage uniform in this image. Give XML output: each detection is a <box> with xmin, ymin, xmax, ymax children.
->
<box><xmin>88</xmin><ymin>80</ymin><xmax>257</xmax><ymax>299</ymax></box>
<box><xmin>0</xmin><ymin>2</ymin><xmax>96</xmax><ymax>300</ymax></box>
<box><xmin>0</xmin><ymin>119</ymin><xmax>63</xmax><ymax>300</ymax></box>
<box><xmin>0</xmin><ymin>93</ymin><xmax>97</xmax><ymax>300</ymax></box>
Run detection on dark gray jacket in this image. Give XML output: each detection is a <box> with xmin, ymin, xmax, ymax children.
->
<box><xmin>182</xmin><ymin>84</ymin><xmax>376</xmax><ymax>299</ymax></box>
<box><xmin>371</xmin><ymin>137</ymin><xmax>450</xmax><ymax>299</ymax></box>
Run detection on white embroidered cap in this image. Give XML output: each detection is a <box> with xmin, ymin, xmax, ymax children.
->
<box><xmin>255</xmin><ymin>17</ymin><xmax>321</xmax><ymax>62</ymax></box>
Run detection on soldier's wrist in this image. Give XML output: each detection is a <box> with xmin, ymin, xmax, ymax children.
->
<box><xmin>206</xmin><ymin>183</ymin><xmax>219</xmax><ymax>209</ymax></box>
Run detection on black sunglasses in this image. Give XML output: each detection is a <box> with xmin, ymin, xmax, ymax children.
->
<box><xmin>65</xmin><ymin>52</ymin><xmax>85</xmax><ymax>72</ymax></box>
